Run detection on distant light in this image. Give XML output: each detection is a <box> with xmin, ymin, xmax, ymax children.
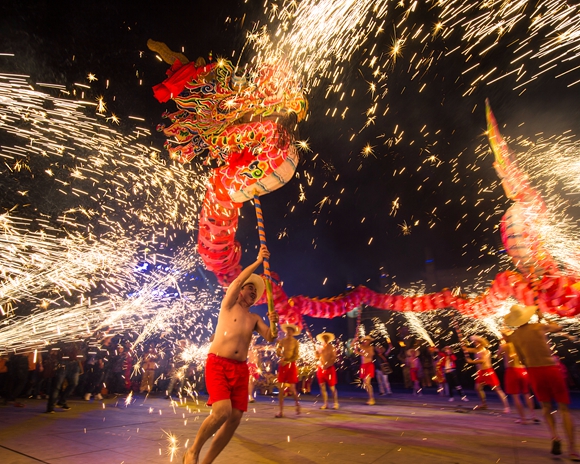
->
<box><xmin>425</xmin><ymin>259</ymin><xmax>434</xmax><ymax>263</ymax></box>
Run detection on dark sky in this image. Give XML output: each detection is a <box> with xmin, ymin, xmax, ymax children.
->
<box><xmin>2</xmin><ymin>0</ymin><xmax>580</xmax><ymax>319</ymax></box>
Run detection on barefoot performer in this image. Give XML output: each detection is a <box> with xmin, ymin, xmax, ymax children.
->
<box><xmin>505</xmin><ymin>304</ymin><xmax>579</xmax><ymax>460</ymax></box>
<box><xmin>463</xmin><ymin>335</ymin><xmax>510</xmax><ymax>413</ymax></box>
<box><xmin>355</xmin><ymin>334</ymin><xmax>376</xmax><ymax>405</ymax></box>
<box><xmin>183</xmin><ymin>245</ymin><xmax>278</xmax><ymax>464</ymax></box>
<box><xmin>316</xmin><ymin>331</ymin><xmax>339</xmax><ymax>409</ymax></box>
<box><xmin>275</xmin><ymin>323</ymin><xmax>301</xmax><ymax>417</ymax></box>
<box><xmin>497</xmin><ymin>331</ymin><xmax>539</xmax><ymax>424</ymax></box>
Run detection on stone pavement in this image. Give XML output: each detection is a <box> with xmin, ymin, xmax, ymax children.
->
<box><xmin>1</xmin><ymin>389</ymin><xmax>578</xmax><ymax>463</ymax></box>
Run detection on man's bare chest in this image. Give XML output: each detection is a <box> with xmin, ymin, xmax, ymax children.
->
<box><xmin>280</xmin><ymin>339</ymin><xmax>296</xmax><ymax>354</ymax></box>
<box><xmin>218</xmin><ymin>308</ymin><xmax>256</xmax><ymax>333</ymax></box>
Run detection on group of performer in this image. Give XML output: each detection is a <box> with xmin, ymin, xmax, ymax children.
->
<box><xmin>458</xmin><ymin>306</ymin><xmax>579</xmax><ymax>460</ymax></box>
<box><xmin>182</xmin><ymin>246</ymin><xmax>579</xmax><ymax>463</ymax></box>
<box><xmin>503</xmin><ymin>305</ymin><xmax>578</xmax><ymax>459</ymax></box>
<box><xmin>272</xmin><ymin>323</ymin><xmax>339</xmax><ymax>416</ymax></box>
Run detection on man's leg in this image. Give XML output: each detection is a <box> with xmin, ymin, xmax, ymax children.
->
<box><xmin>525</xmin><ymin>393</ymin><xmax>538</xmax><ymax>420</ymax></box>
<box><xmin>452</xmin><ymin>371</ymin><xmax>467</xmax><ymax>400</ymax></box>
<box><xmin>290</xmin><ymin>384</ymin><xmax>300</xmax><ymax>413</ymax></box>
<box><xmin>558</xmin><ymin>403</ymin><xmax>578</xmax><ymax>455</ymax></box>
<box><xmin>201</xmin><ymin>408</ymin><xmax>244</xmax><ymax>464</ymax></box>
<box><xmin>147</xmin><ymin>371</ymin><xmax>155</xmax><ymax>392</ymax></box>
<box><xmin>166</xmin><ymin>372</ymin><xmax>177</xmax><ymax>398</ymax></box>
<box><xmin>330</xmin><ymin>385</ymin><xmax>339</xmax><ymax>408</ymax></box>
<box><xmin>47</xmin><ymin>368</ymin><xmax>66</xmax><ymax>411</ymax></box>
<box><xmin>184</xmin><ymin>400</ymin><xmax>232</xmax><ymax>464</ymax></box>
<box><xmin>512</xmin><ymin>394</ymin><xmax>526</xmax><ymax>421</ymax></box>
<box><xmin>476</xmin><ymin>383</ymin><xmax>486</xmax><ymax>407</ymax></box>
<box><xmin>277</xmin><ymin>383</ymin><xmax>285</xmax><ymax>417</ymax></box>
<box><xmin>365</xmin><ymin>377</ymin><xmax>375</xmax><ymax>404</ymax></box>
<box><xmin>60</xmin><ymin>369</ymin><xmax>79</xmax><ymax>407</ymax></box>
<box><xmin>247</xmin><ymin>377</ymin><xmax>254</xmax><ymax>402</ymax></box>
<box><xmin>413</xmin><ymin>379</ymin><xmax>421</xmax><ymax>395</ymax></box>
<box><xmin>539</xmin><ymin>401</ymin><xmax>564</xmax><ymax>455</ymax></box>
<box><xmin>541</xmin><ymin>402</ymin><xmax>559</xmax><ymax>439</ymax></box>
<box><xmin>494</xmin><ymin>387</ymin><xmax>510</xmax><ymax>412</ymax></box>
<box><xmin>376</xmin><ymin>372</ymin><xmax>385</xmax><ymax>395</ymax></box>
<box><xmin>139</xmin><ymin>371</ymin><xmax>149</xmax><ymax>393</ymax></box>
<box><xmin>445</xmin><ymin>373</ymin><xmax>454</xmax><ymax>398</ymax></box>
<box><xmin>320</xmin><ymin>382</ymin><xmax>328</xmax><ymax>408</ymax></box>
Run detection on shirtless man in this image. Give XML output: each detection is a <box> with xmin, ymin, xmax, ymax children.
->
<box><xmin>275</xmin><ymin>323</ymin><xmax>301</xmax><ymax>418</ymax></box>
<box><xmin>497</xmin><ymin>333</ymin><xmax>539</xmax><ymax>424</ymax></box>
<box><xmin>183</xmin><ymin>245</ymin><xmax>278</xmax><ymax>464</ymax></box>
<box><xmin>505</xmin><ymin>304</ymin><xmax>579</xmax><ymax>460</ymax></box>
<box><xmin>463</xmin><ymin>335</ymin><xmax>509</xmax><ymax>412</ymax></box>
<box><xmin>316</xmin><ymin>332</ymin><xmax>339</xmax><ymax>409</ymax></box>
<box><xmin>355</xmin><ymin>334</ymin><xmax>375</xmax><ymax>405</ymax></box>
<box><xmin>405</xmin><ymin>346</ymin><xmax>422</xmax><ymax>396</ymax></box>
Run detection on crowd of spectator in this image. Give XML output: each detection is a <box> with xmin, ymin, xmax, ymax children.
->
<box><xmin>0</xmin><ymin>331</ymin><xmax>204</xmax><ymax>412</ymax></box>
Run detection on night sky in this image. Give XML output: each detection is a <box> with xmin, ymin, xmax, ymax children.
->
<box><xmin>2</xmin><ymin>0</ymin><xmax>580</xmax><ymax>341</ymax></box>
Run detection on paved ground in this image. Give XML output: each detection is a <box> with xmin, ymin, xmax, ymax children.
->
<box><xmin>1</xmin><ymin>388</ymin><xmax>579</xmax><ymax>463</ymax></box>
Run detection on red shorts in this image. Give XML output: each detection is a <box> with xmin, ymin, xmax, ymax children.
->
<box><xmin>410</xmin><ymin>367</ymin><xmax>419</xmax><ymax>382</ymax></box>
<box><xmin>205</xmin><ymin>354</ymin><xmax>249</xmax><ymax>412</ymax></box>
<box><xmin>316</xmin><ymin>365</ymin><xmax>337</xmax><ymax>387</ymax></box>
<box><xmin>360</xmin><ymin>362</ymin><xmax>375</xmax><ymax>379</ymax></box>
<box><xmin>476</xmin><ymin>368</ymin><xmax>500</xmax><ymax>388</ymax></box>
<box><xmin>527</xmin><ymin>365</ymin><xmax>570</xmax><ymax>404</ymax></box>
<box><xmin>248</xmin><ymin>362</ymin><xmax>260</xmax><ymax>381</ymax></box>
<box><xmin>504</xmin><ymin>367</ymin><xmax>529</xmax><ymax>395</ymax></box>
<box><xmin>277</xmin><ymin>362</ymin><xmax>298</xmax><ymax>384</ymax></box>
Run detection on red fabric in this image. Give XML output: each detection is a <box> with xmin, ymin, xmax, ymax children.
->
<box><xmin>410</xmin><ymin>367</ymin><xmax>419</xmax><ymax>382</ymax></box>
<box><xmin>248</xmin><ymin>362</ymin><xmax>260</xmax><ymax>381</ymax></box>
<box><xmin>277</xmin><ymin>362</ymin><xmax>298</xmax><ymax>384</ymax></box>
<box><xmin>316</xmin><ymin>365</ymin><xmax>337</xmax><ymax>387</ymax></box>
<box><xmin>205</xmin><ymin>353</ymin><xmax>249</xmax><ymax>412</ymax></box>
<box><xmin>440</xmin><ymin>353</ymin><xmax>457</xmax><ymax>372</ymax></box>
<box><xmin>263</xmin><ymin>271</ymin><xmax>580</xmax><ymax>324</ymax></box>
<box><xmin>476</xmin><ymin>368</ymin><xmax>500</xmax><ymax>387</ymax></box>
<box><xmin>527</xmin><ymin>365</ymin><xmax>570</xmax><ymax>404</ymax></box>
<box><xmin>504</xmin><ymin>367</ymin><xmax>529</xmax><ymax>395</ymax></box>
<box><xmin>152</xmin><ymin>60</ymin><xmax>216</xmax><ymax>103</ymax></box>
<box><xmin>360</xmin><ymin>362</ymin><xmax>375</xmax><ymax>379</ymax></box>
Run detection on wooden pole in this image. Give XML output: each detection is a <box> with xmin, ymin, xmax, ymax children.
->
<box><xmin>253</xmin><ymin>193</ymin><xmax>278</xmax><ymax>338</ymax></box>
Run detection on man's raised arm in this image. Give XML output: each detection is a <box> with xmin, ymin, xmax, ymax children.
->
<box><xmin>221</xmin><ymin>245</ymin><xmax>270</xmax><ymax>310</ymax></box>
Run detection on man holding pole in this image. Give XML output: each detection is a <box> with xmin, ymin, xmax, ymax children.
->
<box><xmin>183</xmin><ymin>245</ymin><xmax>278</xmax><ymax>464</ymax></box>
<box><xmin>504</xmin><ymin>304</ymin><xmax>579</xmax><ymax>460</ymax></box>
